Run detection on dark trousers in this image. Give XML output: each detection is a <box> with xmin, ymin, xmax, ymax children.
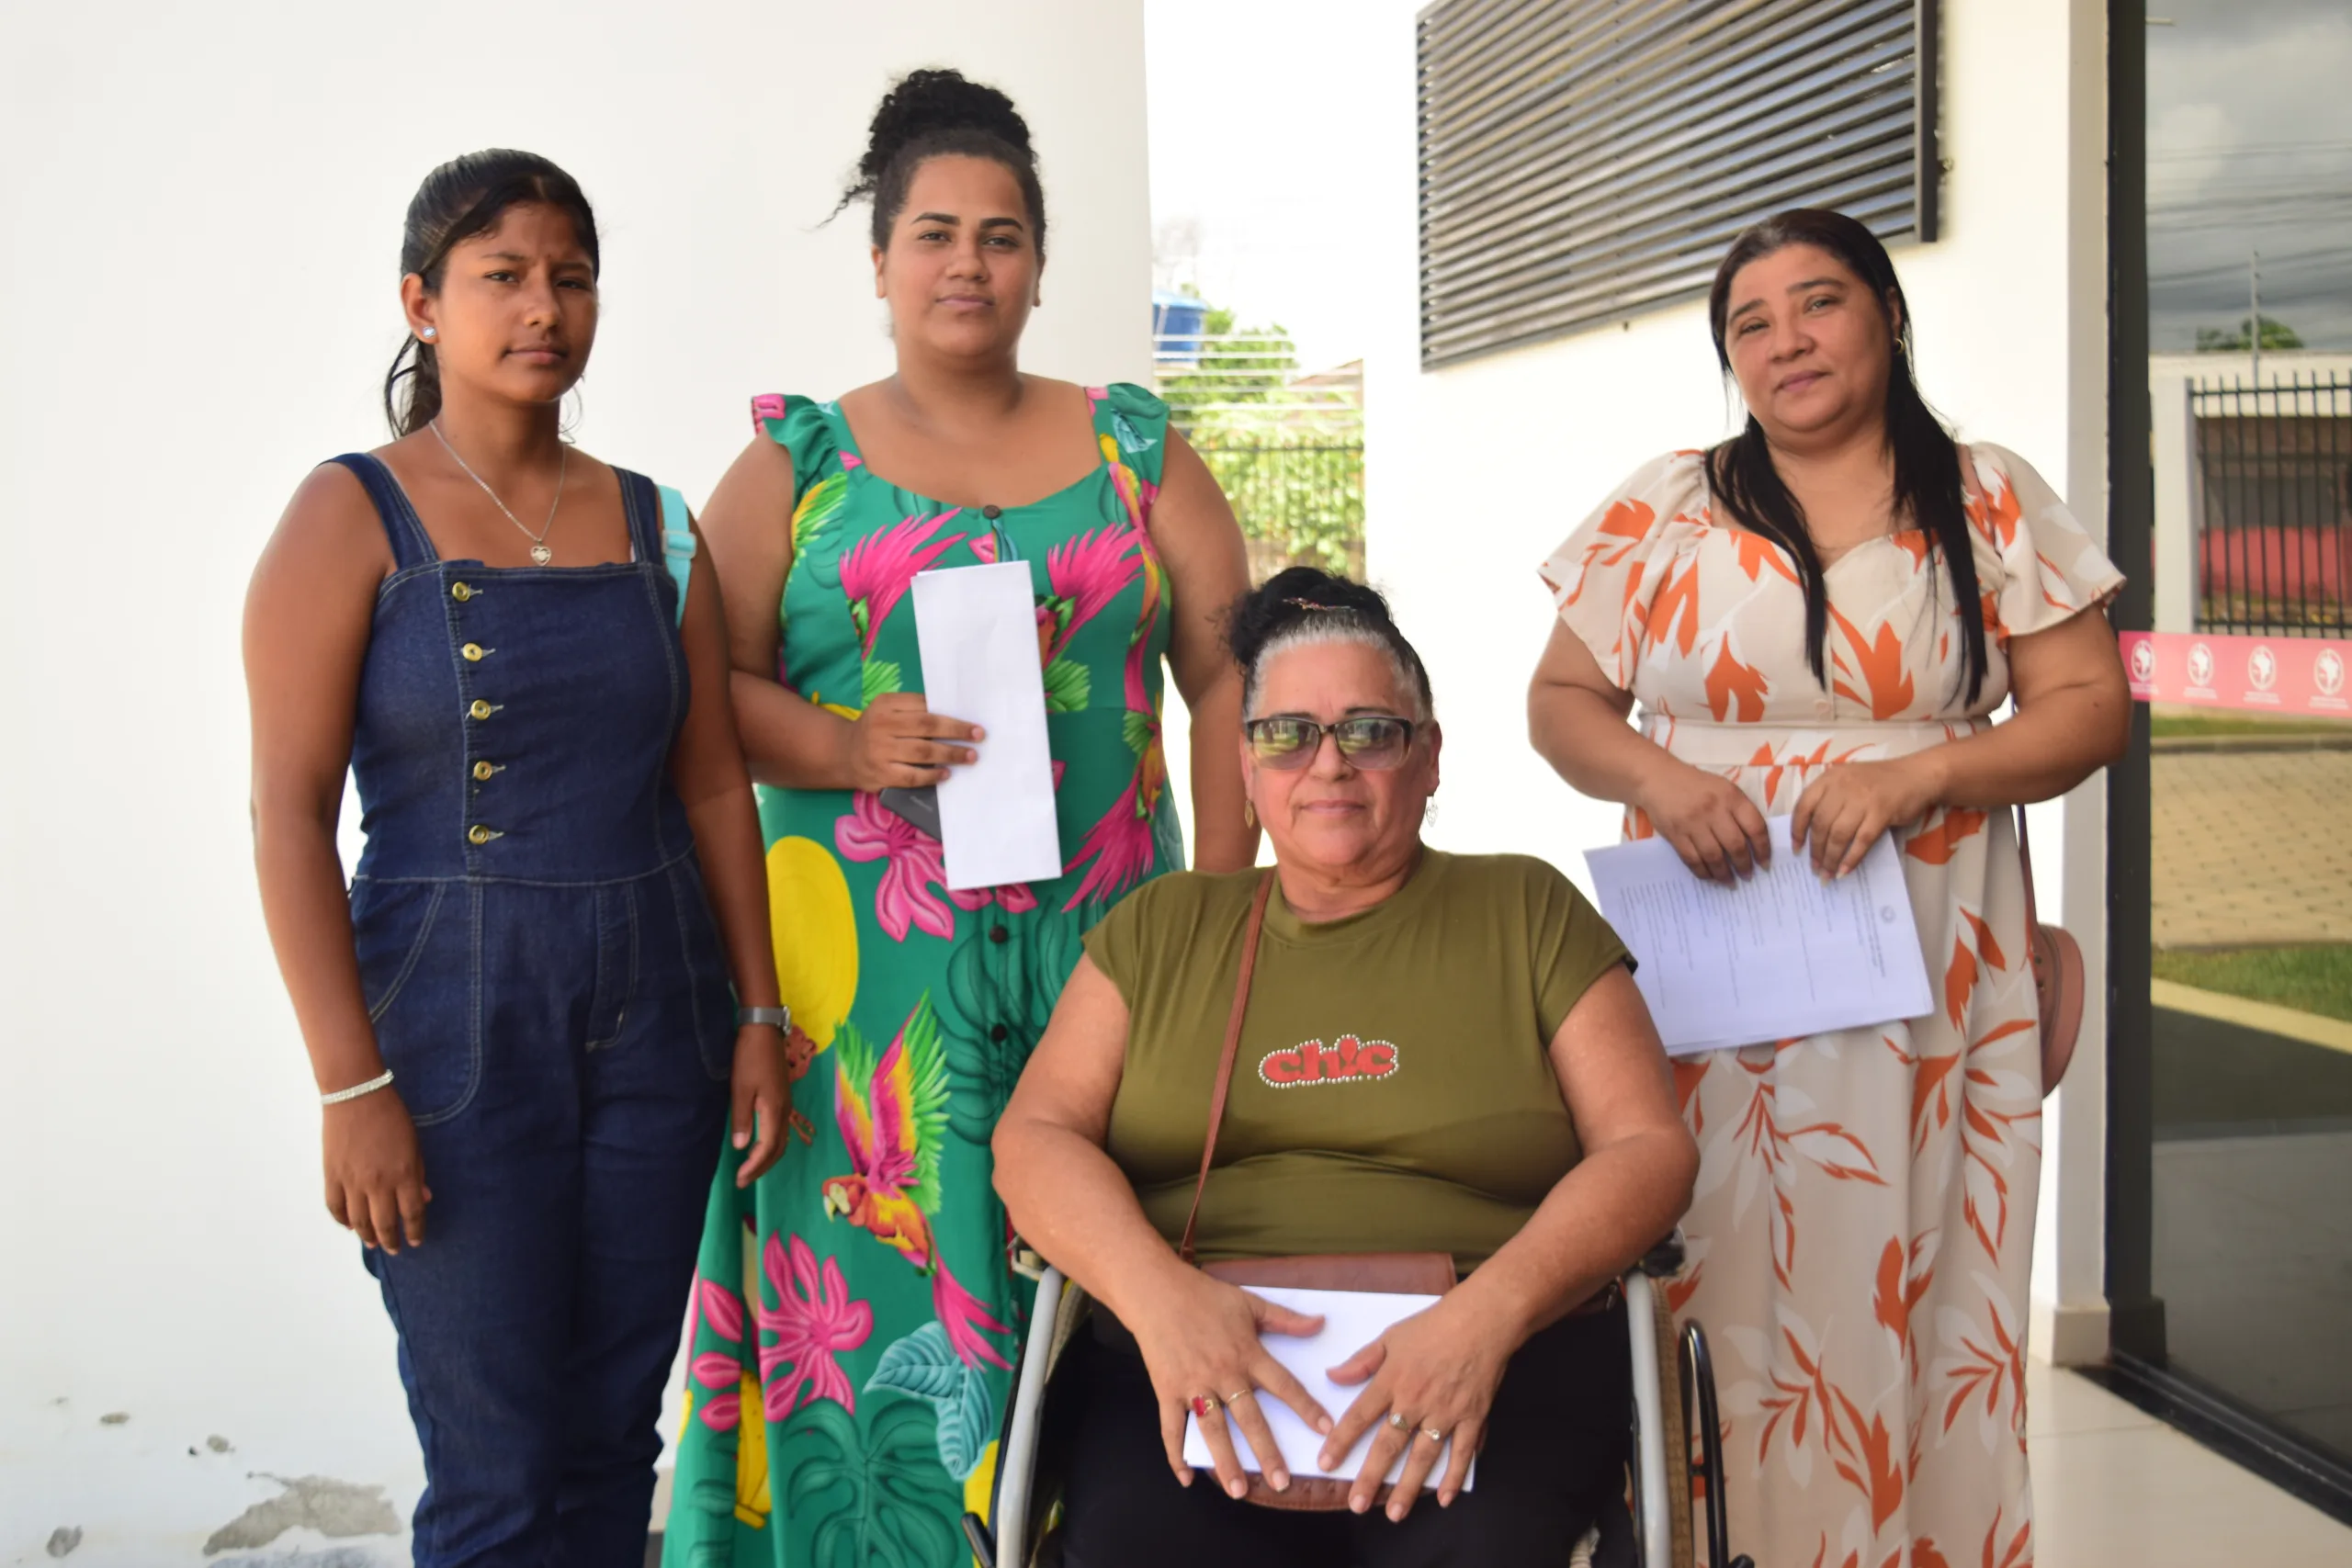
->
<box><xmin>363</xmin><ymin>880</ymin><xmax>730</xmax><ymax>1568</ymax></box>
<box><xmin>1057</xmin><ymin>1297</ymin><xmax>1632</xmax><ymax>1568</ymax></box>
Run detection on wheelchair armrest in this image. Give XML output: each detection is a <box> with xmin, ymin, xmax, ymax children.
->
<box><xmin>1636</xmin><ymin>1227</ymin><xmax>1687</xmax><ymax>1279</ymax></box>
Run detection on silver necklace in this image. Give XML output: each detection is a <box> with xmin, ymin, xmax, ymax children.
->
<box><xmin>429</xmin><ymin>421</ymin><xmax>568</xmax><ymax>565</ymax></box>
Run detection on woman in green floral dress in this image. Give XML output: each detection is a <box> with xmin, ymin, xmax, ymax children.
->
<box><xmin>662</xmin><ymin>71</ymin><xmax>1256</xmax><ymax>1566</ymax></box>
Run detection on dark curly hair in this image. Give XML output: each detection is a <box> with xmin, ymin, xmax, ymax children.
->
<box><xmin>1227</xmin><ymin>567</ymin><xmax>1434</xmax><ymax>720</ymax></box>
<box><xmin>381</xmin><ymin>149</ymin><xmax>599</xmax><ymax>437</ymax></box>
<box><xmin>837</xmin><ymin>68</ymin><xmax>1046</xmax><ymax>259</ymax></box>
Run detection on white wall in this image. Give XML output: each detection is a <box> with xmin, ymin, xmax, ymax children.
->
<box><xmin>1374</xmin><ymin>0</ymin><xmax>2117</xmax><ymax>1362</ymax></box>
<box><xmin>0</xmin><ymin>3</ymin><xmax>1147</xmax><ymax>1560</ymax></box>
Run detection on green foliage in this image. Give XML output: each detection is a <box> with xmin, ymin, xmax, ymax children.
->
<box><xmin>2153</xmin><ymin>943</ymin><xmax>2352</xmax><ymax>1023</ymax></box>
<box><xmin>780</xmin><ymin>1398</ymin><xmax>961</xmax><ymax>1568</ymax></box>
<box><xmin>860</xmin><ymin>658</ymin><xmax>902</xmax><ymax>705</ymax></box>
<box><xmin>933</xmin><ymin>918</ymin><xmax>1085</xmax><ymax>1145</ymax></box>
<box><xmin>1042</xmin><ymin>658</ymin><xmax>1091</xmax><ymax>714</ymax></box>
<box><xmin>2195</xmin><ymin>314</ymin><xmax>2305</xmax><ymax>353</ymax></box>
<box><xmin>1159</xmin><ymin>307</ymin><xmax>1363</xmax><ymax>574</ymax></box>
<box><xmin>1198</xmin><ymin>441</ymin><xmax>1365</xmax><ymax>573</ymax></box>
<box><xmin>866</xmin><ymin>1323</ymin><xmax>996</xmax><ymax>1479</ymax></box>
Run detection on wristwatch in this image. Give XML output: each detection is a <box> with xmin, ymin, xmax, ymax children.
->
<box><xmin>738</xmin><ymin>1005</ymin><xmax>792</xmax><ymax>1032</ymax></box>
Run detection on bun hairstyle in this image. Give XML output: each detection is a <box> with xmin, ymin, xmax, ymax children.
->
<box><xmin>1705</xmin><ymin>208</ymin><xmax>1988</xmax><ymax>705</ymax></box>
<box><xmin>1227</xmin><ymin>567</ymin><xmax>1435</xmax><ymax>722</ymax></box>
<box><xmin>382</xmin><ymin>150</ymin><xmax>600</xmax><ymax>437</ymax></box>
<box><xmin>839</xmin><ymin>68</ymin><xmax>1046</xmax><ymax>259</ymax></box>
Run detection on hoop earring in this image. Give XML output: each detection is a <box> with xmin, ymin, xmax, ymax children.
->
<box><xmin>561</xmin><ymin>382</ymin><xmax>585</xmax><ymax>438</ymax></box>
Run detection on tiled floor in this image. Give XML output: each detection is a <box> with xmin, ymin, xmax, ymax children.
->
<box><xmin>2152</xmin><ymin>1128</ymin><xmax>2352</xmax><ymax>1461</ymax></box>
<box><xmin>2150</xmin><ymin>749</ymin><xmax>2352</xmax><ymax>947</ymax></box>
<box><xmin>637</xmin><ymin>1376</ymin><xmax>2352</xmax><ymax>1568</ymax></box>
<box><xmin>2029</xmin><ymin>1358</ymin><xmax>2352</xmax><ymax>1565</ymax></box>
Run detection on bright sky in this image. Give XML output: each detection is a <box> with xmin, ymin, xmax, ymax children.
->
<box><xmin>2148</xmin><ymin>0</ymin><xmax>2352</xmax><ymax>349</ymax></box>
<box><xmin>1145</xmin><ymin>0</ymin><xmax>1426</xmax><ymax>372</ymax></box>
<box><xmin>1151</xmin><ymin>2</ymin><xmax>2352</xmax><ymax>360</ymax></box>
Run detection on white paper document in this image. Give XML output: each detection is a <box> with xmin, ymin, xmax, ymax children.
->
<box><xmin>1583</xmin><ymin>817</ymin><xmax>1933</xmax><ymax>1056</ymax></box>
<box><xmin>1181</xmin><ymin>1287</ymin><xmax>1476</xmax><ymax>1492</ymax></box>
<box><xmin>910</xmin><ymin>562</ymin><xmax>1063</xmax><ymax>891</ymax></box>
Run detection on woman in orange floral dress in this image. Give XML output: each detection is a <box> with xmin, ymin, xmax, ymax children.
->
<box><xmin>1528</xmin><ymin>210</ymin><xmax>2129</xmax><ymax>1568</ymax></box>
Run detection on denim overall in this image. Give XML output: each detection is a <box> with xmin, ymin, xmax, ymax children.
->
<box><xmin>331</xmin><ymin>454</ymin><xmax>733</xmax><ymax>1568</ymax></box>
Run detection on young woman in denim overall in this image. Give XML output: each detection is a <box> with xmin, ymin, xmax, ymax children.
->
<box><xmin>244</xmin><ymin>151</ymin><xmax>792</xmax><ymax>1568</ymax></box>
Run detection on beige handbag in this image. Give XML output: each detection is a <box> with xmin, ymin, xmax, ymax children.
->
<box><xmin>2015</xmin><ymin>807</ymin><xmax>2085</xmax><ymax>1096</ymax></box>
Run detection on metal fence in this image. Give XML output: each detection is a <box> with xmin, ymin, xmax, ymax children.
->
<box><xmin>1153</xmin><ymin>333</ymin><xmax>1364</xmax><ymax>581</ymax></box>
<box><xmin>2191</xmin><ymin>374</ymin><xmax>2352</xmax><ymax>637</ymax></box>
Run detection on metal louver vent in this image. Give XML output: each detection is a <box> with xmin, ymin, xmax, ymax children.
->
<box><xmin>1418</xmin><ymin>0</ymin><xmax>1938</xmax><ymax>368</ymax></box>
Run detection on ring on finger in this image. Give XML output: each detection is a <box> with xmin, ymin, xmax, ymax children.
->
<box><xmin>1190</xmin><ymin>1394</ymin><xmax>1221</xmax><ymax>1417</ymax></box>
<box><xmin>1225</xmin><ymin>1388</ymin><xmax>1252</xmax><ymax>1404</ymax></box>
<box><xmin>1420</xmin><ymin>1427</ymin><xmax>1444</xmax><ymax>1444</ymax></box>
<box><xmin>1386</xmin><ymin>1411</ymin><xmax>1411</xmax><ymax>1430</ymax></box>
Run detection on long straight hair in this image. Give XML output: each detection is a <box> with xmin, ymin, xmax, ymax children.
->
<box><xmin>1704</xmin><ymin>209</ymin><xmax>1988</xmax><ymax>705</ymax></box>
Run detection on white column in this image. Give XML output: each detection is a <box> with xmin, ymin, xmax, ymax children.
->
<box><xmin>2152</xmin><ymin>372</ymin><xmax>2199</xmax><ymax>635</ymax></box>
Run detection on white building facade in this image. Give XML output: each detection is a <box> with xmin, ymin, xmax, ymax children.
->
<box><xmin>1373</xmin><ymin>0</ymin><xmax>2120</xmax><ymax>1367</ymax></box>
<box><xmin>0</xmin><ymin>3</ymin><xmax>1148</xmax><ymax>1559</ymax></box>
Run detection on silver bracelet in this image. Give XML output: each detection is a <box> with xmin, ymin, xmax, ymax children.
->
<box><xmin>738</xmin><ymin>1005</ymin><xmax>791</xmax><ymax>1032</ymax></box>
<box><xmin>321</xmin><ymin>1069</ymin><xmax>395</xmax><ymax>1106</ymax></box>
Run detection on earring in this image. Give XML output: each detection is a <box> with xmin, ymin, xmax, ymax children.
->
<box><xmin>1243</xmin><ymin>799</ymin><xmax>1258</xmax><ymax>829</ymax></box>
<box><xmin>1423</xmin><ymin>797</ymin><xmax>1440</xmax><ymax>827</ymax></box>
<box><xmin>419</xmin><ymin>327</ymin><xmax>435</xmax><ymax>340</ymax></box>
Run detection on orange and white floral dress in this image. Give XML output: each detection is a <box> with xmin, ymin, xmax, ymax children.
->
<box><xmin>1541</xmin><ymin>444</ymin><xmax>2121</xmax><ymax>1568</ymax></box>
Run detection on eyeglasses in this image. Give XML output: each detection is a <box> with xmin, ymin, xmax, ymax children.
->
<box><xmin>1244</xmin><ymin>715</ymin><xmax>1417</xmax><ymax>771</ymax></box>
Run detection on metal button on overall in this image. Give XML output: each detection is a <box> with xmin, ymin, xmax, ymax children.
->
<box><xmin>473</xmin><ymin>761</ymin><xmax>496</xmax><ymax>781</ymax></box>
<box><xmin>451</xmin><ymin>581</ymin><xmax>473</xmax><ymax>602</ymax></box>
<box><xmin>462</xmin><ymin>643</ymin><xmax>486</xmax><ymax>662</ymax></box>
<box><xmin>466</xmin><ymin>825</ymin><xmax>495</xmax><ymax>846</ymax></box>
<box><xmin>469</xmin><ymin>700</ymin><xmax>493</xmax><ymax>720</ymax></box>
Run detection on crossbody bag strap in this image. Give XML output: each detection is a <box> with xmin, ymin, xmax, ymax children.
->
<box><xmin>1178</xmin><ymin>870</ymin><xmax>1278</xmax><ymax>1266</ymax></box>
<box><xmin>2015</xmin><ymin>805</ymin><xmax>2040</xmax><ymax>932</ymax></box>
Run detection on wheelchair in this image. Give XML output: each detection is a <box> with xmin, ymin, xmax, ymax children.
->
<box><xmin>962</xmin><ymin>1233</ymin><xmax>1751</xmax><ymax>1568</ymax></box>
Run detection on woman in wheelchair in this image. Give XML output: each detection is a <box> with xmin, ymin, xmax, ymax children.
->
<box><xmin>993</xmin><ymin>569</ymin><xmax>1700</xmax><ymax>1566</ymax></box>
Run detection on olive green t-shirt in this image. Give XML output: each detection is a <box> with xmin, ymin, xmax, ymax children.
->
<box><xmin>1084</xmin><ymin>850</ymin><xmax>1632</xmax><ymax>1272</ymax></box>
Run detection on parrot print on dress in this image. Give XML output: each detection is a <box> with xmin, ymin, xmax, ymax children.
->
<box><xmin>821</xmin><ymin>997</ymin><xmax>1012</xmax><ymax>1371</ymax></box>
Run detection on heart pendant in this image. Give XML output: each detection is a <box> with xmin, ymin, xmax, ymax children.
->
<box><xmin>530</xmin><ymin>544</ymin><xmax>553</xmax><ymax>566</ymax></box>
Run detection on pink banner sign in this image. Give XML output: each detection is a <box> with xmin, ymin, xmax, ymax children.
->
<box><xmin>2120</xmin><ymin>630</ymin><xmax>2351</xmax><ymax>716</ymax></box>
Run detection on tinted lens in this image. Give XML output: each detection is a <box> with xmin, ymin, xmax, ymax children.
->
<box><xmin>1248</xmin><ymin>717</ymin><xmax>1319</xmax><ymax>768</ymax></box>
<box><xmin>1333</xmin><ymin>716</ymin><xmax>1411</xmax><ymax>767</ymax></box>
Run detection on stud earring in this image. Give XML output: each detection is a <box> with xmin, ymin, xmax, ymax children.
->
<box><xmin>1243</xmin><ymin>799</ymin><xmax>1257</xmax><ymax>829</ymax></box>
<box><xmin>420</xmin><ymin>327</ymin><xmax>435</xmax><ymax>340</ymax></box>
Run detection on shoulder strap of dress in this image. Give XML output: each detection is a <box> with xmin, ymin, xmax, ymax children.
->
<box><xmin>1088</xmin><ymin>385</ymin><xmax>1169</xmax><ymax>537</ymax></box>
<box><xmin>326</xmin><ymin>453</ymin><xmax>435</xmax><ymax>571</ymax></box>
<box><xmin>611</xmin><ymin>468</ymin><xmax>691</xmax><ymax>629</ymax></box>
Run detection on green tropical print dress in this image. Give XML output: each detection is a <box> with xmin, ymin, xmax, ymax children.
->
<box><xmin>663</xmin><ymin>384</ymin><xmax>1185</xmax><ymax>1567</ymax></box>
